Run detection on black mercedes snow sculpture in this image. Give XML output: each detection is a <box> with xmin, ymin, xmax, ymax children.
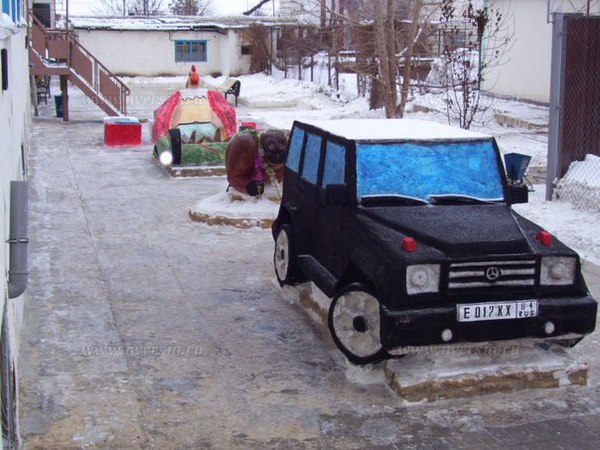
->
<box><xmin>271</xmin><ymin>119</ymin><xmax>597</xmax><ymax>365</ymax></box>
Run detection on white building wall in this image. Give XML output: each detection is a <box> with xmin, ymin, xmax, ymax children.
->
<box><xmin>75</xmin><ymin>28</ymin><xmax>251</xmax><ymax>77</ymax></box>
<box><xmin>484</xmin><ymin>0</ymin><xmax>600</xmax><ymax>103</ymax></box>
<box><xmin>1</xmin><ymin>6</ymin><xmax>30</xmax><ymax>342</ymax></box>
<box><xmin>1</xmin><ymin>0</ymin><xmax>31</xmax><ymax>441</ymax></box>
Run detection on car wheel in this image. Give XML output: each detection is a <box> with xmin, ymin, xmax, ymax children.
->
<box><xmin>168</xmin><ymin>128</ymin><xmax>182</xmax><ymax>165</ymax></box>
<box><xmin>273</xmin><ymin>224</ymin><xmax>303</xmax><ymax>286</ymax></box>
<box><xmin>328</xmin><ymin>283</ymin><xmax>388</xmax><ymax>365</ymax></box>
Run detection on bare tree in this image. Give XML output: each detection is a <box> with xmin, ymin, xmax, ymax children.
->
<box><xmin>438</xmin><ymin>0</ymin><xmax>510</xmax><ymax>129</ymax></box>
<box><xmin>373</xmin><ymin>0</ymin><xmax>398</xmax><ymax>117</ymax></box>
<box><xmin>278</xmin><ymin>0</ymin><xmax>435</xmax><ymax>116</ymax></box>
<box><xmin>169</xmin><ymin>0</ymin><xmax>213</xmax><ymax>15</ymax></box>
<box><xmin>129</xmin><ymin>0</ymin><xmax>163</xmax><ymax>15</ymax></box>
<box><xmin>242</xmin><ymin>25</ymin><xmax>273</xmax><ymax>73</ymax></box>
<box><xmin>398</xmin><ymin>0</ymin><xmax>422</xmax><ymax>117</ymax></box>
<box><xmin>97</xmin><ymin>0</ymin><xmax>163</xmax><ymax>16</ymax></box>
<box><xmin>243</xmin><ymin>0</ymin><xmax>273</xmax><ymax>16</ymax></box>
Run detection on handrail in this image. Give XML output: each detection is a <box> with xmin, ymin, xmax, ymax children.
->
<box><xmin>68</xmin><ymin>34</ymin><xmax>131</xmax><ymax>96</ymax></box>
<box><xmin>28</xmin><ymin>10</ymin><xmax>129</xmax><ymax>116</ymax></box>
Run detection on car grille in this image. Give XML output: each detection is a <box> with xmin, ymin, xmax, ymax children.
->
<box><xmin>448</xmin><ymin>259</ymin><xmax>536</xmax><ymax>289</ymax></box>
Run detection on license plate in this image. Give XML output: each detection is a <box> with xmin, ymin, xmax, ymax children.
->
<box><xmin>457</xmin><ymin>300</ymin><xmax>538</xmax><ymax>322</ymax></box>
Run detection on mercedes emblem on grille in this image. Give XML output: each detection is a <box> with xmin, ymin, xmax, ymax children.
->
<box><xmin>485</xmin><ymin>266</ymin><xmax>501</xmax><ymax>281</ymax></box>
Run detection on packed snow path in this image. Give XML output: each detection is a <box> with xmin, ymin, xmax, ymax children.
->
<box><xmin>18</xmin><ymin>79</ymin><xmax>600</xmax><ymax>448</ymax></box>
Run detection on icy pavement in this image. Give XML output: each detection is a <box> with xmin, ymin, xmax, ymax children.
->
<box><xmin>18</xmin><ymin>79</ymin><xmax>600</xmax><ymax>448</ymax></box>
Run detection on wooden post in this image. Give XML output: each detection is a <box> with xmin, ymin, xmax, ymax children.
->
<box><xmin>60</xmin><ymin>75</ymin><xmax>69</xmax><ymax>122</ymax></box>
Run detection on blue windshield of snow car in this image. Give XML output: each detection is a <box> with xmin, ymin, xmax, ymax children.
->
<box><xmin>356</xmin><ymin>140</ymin><xmax>504</xmax><ymax>203</ymax></box>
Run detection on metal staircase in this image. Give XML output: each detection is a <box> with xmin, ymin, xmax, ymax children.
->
<box><xmin>28</xmin><ymin>12</ymin><xmax>130</xmax><ymax>117</ymax></box>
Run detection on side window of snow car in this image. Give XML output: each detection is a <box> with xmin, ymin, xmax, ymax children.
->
<box><xmin>286</xmin><ymin>127</ymin><xmax>305</xmax><ymax>173</ymax></box>
<box><xmin>322</xmin><ymin>141</ymin><xmax>346</xmax><ymax>187</ymax></box>
<box><xmin>301</xmin><ymin>133</ymin><xmax>322</xmax><ymax>185</ymax></box>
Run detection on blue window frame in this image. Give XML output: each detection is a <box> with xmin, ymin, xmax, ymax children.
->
<box><xmin>322</xmin><ymin>141</ymin><xmax>346</xmax><ymax>186</ymax></box>
<box><xmin>356</xmin><ymin>140</ymin><xmax>504</xmax><ymax>202</ymax></box>
<box><xmin>175</xmin><ymin>40</ymin><xmax>208</xmax><ymax>62</ymax></box>
<box><xmin>2</xmin><ymin>0</ymin><xmax>21</xmax><ymax>23</ymax></box>
<box><xmin>301</xmin><ymin>133</ymin><xmax>322</xmax><ymax>184</ymax></box>
<box><xmin>286</xmin><ymin>127</ymin><xmax>305</xmax><ymax>173</ymax></box>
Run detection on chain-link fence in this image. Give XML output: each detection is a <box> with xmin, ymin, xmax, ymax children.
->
<box><xmin>554</xmin><ymin>154</ymin><xmax>600</xmax><ymax>212</ymax></box>
<box><xmin>552</xmin><ymin>15</ymin><xmax>600</xmax><ymax>212</ymax></box>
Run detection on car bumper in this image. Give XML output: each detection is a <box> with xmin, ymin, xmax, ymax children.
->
<box><xmin>380</xmin><ymin>295</ymin><xmax>597</xmax><ymax>349</ymax></box>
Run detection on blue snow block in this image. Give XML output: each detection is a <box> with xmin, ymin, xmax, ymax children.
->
<box><xmin>504</xmin><ymin>152</ymin><xmax>531</xmax><ymax>182</ymax></box>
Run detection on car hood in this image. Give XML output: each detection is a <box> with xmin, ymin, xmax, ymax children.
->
<box><xmin>360</xmin><ymin>204</ymin><xmax>531</xmax><ymax>257</ymax></box>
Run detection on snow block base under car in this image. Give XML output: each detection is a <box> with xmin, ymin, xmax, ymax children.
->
<box><xmin>280</xmin><ymin>282</ymin><xmax>588</xmax><ymax>402</ymax></box>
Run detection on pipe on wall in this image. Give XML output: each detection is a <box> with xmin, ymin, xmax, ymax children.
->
<box><xmin>7</xmin><ymin>181</ymin><xmax>29</xmax><ymax>299</ymax></box>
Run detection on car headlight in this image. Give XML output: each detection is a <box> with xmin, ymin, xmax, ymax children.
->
<box><xmin>540</xmin><ymin>256</ymin><xmax>576</xmax><ymax>285</ymax></box>
<box><xmin>406</xmin><ymin>264</ymin><xmax>441</xmax><ymax>295</ymax></box>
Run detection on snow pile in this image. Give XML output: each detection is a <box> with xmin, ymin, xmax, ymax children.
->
<box><xmin>0</xmin><ymin>13</ymin><xmax>19</xmax><ymax>39</ymax></box>
<box><xmin>554</xmin><ymin>154</ymin><xmax>600</xmax><ymax>213</ymax></box>
<box><xmin>424</xmin><ymin>50</ymin><xmax>480</xmax><ymax>89</ymax></box>
<box><xmin>189</xmin><ymin>187</ymin><xmax>279</xmax><ymax>228</ymax></box>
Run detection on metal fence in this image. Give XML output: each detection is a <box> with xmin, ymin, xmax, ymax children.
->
<box><xmin>548</xmin><ymin>14</ymin><xmax>600</xmax><ymax>211</ymax></box>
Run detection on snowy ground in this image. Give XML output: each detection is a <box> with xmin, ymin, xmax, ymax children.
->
<box><xmin>20</xmin><ymin>73</ymin><xmax>600</xmax><ymax>448</ymax></box>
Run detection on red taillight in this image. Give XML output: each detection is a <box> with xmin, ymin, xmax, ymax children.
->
<box><xmin>241</xmin><ymin>121</ymin><xmax>257</xmax><ymax>129</ymax></box>
<box><xmin>536</xmin><ymin>230</ymin><xmax>553</xmax><ymax>246</ymax></box>
<box><xmin>402</xmin><ymin>237</ymin><xmax>417</xmax><ymax>252</ymax></box>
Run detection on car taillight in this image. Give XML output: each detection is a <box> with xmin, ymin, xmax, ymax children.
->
<box><xmin>402</xmin><ymin>237</ymin><xmax>416</xmax><ymax>252</ymax></box>
<box><xmin>536</xmin><ymin>230</ymin><xmax>553</xmax><ymax>246</ymax></box>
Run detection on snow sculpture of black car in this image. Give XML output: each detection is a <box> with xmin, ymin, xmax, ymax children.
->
<box><xmin>271</xmin><ymin>119</ymin><xmax>597</xmax><ymax>365</ymax></box>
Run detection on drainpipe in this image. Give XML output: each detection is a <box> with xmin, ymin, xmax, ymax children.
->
<box><xmin>7</xmin><ymin>181</ymin><xmax>29</xmax><ymax>299</ymax></box>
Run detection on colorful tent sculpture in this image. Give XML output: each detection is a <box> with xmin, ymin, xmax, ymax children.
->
<box><xmin>153</xmin><ymin>82</ymin><xmax>237</xmax><ymax>166</ymax></box>
<box><xmin>226</xmin><ymin>129</ymin><xmax>288</xmax><ymax>197</ymax></box>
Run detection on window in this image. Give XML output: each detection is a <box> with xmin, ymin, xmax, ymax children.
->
<box><xmin>301</xmin><ymin>133</ymin><xmax>322</xmax><ymax>184</ymax></box>
<box><xmin>322</xmin><ymin>141</ymin><xmax>346</xmax><ymax>186</ymax></box>
<box><xmin>286</xmin><ymin>128</ymin><xmax>305</xmax><ymax>173</ymax></box>
<box><xmin>241</xmin><ymin>45</ymin><xmax>251</xmax><ymax>56</ymax></box>
<box><xmin>356</xmin><ymin>140</ymin><xmax>504</xmax><ymax>202</ymax></box>
<box><xmin>174</xmin><ymin>40</ymin><xmax>207</xmax><ymax>63</ymax></box>
<box><xmin>2</xmin><ymin>0</ymin><xmax>21</xmax><ymax>23</ymax></box>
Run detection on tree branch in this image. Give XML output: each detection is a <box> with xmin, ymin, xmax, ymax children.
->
<box><xmin>243</xmin><ymin>0</ymin><xmax>271</xmax><ymax>16</ymax></box>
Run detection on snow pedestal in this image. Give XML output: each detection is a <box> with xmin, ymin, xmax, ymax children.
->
<box><xmin>384</xmin><ymin>347</ymin><xmax>587</xmax><ymax>402</ymax></box>
<box><xmin>104</xmin><ymin>117</ymin><xmax>142</xmax><ymax>147</ymax></box>
<box><xmin>189</xmin><ymin>187</ymin><xmax>279</xmax><ymax>229</ymax></box>
<box><xmin>283</xmin><ymin>282</ymin><xmax>588</xmax><ymax>402</ymax></box>
<box><xmin>161</xmin><ymin>163</ymin><xmax>226</xmax><ymax>178</ymax></box>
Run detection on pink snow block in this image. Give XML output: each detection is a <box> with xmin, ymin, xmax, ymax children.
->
<box><xmin>104</xmin><ymin>122</ymin><xmax>142</xmax><ymax>147</ymax></box>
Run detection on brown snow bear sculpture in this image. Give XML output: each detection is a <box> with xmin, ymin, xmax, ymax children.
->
<box><xmin>225</xmin><ymin>129</ymin><xmax>288</xmax><ymax>197</ymax></box>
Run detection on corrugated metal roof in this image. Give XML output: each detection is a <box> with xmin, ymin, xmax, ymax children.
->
<box><xmin>69</xmin><ymin>15</ymin><xmax>298</xmax><ymax>31</ymax></box>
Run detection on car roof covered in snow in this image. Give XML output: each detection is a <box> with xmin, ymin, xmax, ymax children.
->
<box><xmin>297</xmin><ymin>119</ymin><xmax>492</xmax><ymax>142</ymax></box>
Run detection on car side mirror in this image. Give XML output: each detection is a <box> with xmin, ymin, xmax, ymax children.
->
<box><xmin>325</xmin><ymin>184</ymin><xmax>348</xmax><ymax>206</ymax></box>
<box><xmin>507</xmin><ymin>184</ymin><xmax>529</xmax><ymax>204</ymax></box>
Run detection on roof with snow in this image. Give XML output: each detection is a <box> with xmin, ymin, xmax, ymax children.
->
<box><xmin>69</xmin><ymin>15</ymin><xmax>298</xmax><ymax>31</ymax></box>
<box><xmin>299</xmin><ymin>119</ymin><xmax>491</xmax><ymax>142</ymax></box>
